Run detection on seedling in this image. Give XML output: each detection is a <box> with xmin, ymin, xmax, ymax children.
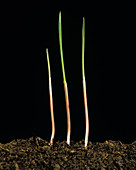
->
<box><xmin>46</xmin><ymin>48</ymin><xmax>55</xmax><ymax>145</ymax></box>
<box><xmin>58</xmin><ymin>12</ymin><xmax>71</xmax><ymax>145</ymax></box>
<box><xmin>82</xmin><ymin>18</ymin><xmax>89</xmax><ymax>148</ymax></box>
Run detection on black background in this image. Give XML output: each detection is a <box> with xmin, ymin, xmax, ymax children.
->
<box><xmin>0</xmin><ymin>5</ymin><xmax>135</xmax><ymax>144</ymax></box>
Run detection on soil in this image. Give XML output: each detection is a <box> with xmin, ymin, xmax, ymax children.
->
<box><xmin>0</xmin><ymin>137</ymin><xmax>135</xmax><ymax>169</ymax></box>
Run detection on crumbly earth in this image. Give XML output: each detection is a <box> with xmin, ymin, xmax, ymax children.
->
<box><xmin>0</xmin><ymin>137</ymin><xmax>135</xmax><ymax>169</ymax></box>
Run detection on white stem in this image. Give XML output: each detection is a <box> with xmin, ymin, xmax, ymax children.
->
<box><xmin>49</xmin><ymin>78</ymin><xmax>55</xmax><ymax>145</ymax></box>
<box><xmin>83</xmin><ymin>77</ymin><xmax>89</xmax><ymax>148</ymax></box>
<box><xmin>64</xmin><ymin>81</ymin><xmax>71</xmax><ymax>145</ymax></box>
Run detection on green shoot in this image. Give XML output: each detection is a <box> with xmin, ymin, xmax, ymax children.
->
<box><xmin>82</xmin><ymin>17</ymin><xmax>85</xmax><ymax>78</ymax></box>
<box><xmin>46</xmin><ymin>48</ymin><xmax>51</xmax><ymax>78</ymax></box>
<box><xmin>46</xmin><ymin>48</ymin><xmax>55</xmax><ymax>145</ymax></box>
<box><xmin>82</xmin><ymin>17</ymin><xmax>89</xmax><ymax>148</ymax></box>
<box><xmin>59</xmin><ymin>11</ymin><xmax>66</xmax><ymax>82</ymax></box>
<box><xmin>58</xmin><ymin>11</ymin><xmax>71</xmax><ymax>145</ymax></box>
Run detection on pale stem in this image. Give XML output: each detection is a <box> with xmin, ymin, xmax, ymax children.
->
<box><xmin>83</xmin><ymin>77</ymin><xmax>89</xmax><ymax>148</ymax></box>
<box><xmin>49</xmin><ymin>78</ymin><xmax>55</xmax><ymax>145</ymax></box>
<box><xmin>64</xmin><ymin>81</ymin><xmax>71</xmax><ymax>145</ymax></box>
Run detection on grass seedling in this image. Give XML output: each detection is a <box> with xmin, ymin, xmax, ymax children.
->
<box><xmin>58</xmin><ymin>11</ymin><xmax>71</xmax><ymax>145</ymax></box>
<box><xmin>46</xmin><ymin>48</ymin><xmax>55</xmax><ymax>145</ymax></box>
<box><xmin>82</xmin><ymin>18</ymin><xmax>89</xmax><ymax>148</ymax></box>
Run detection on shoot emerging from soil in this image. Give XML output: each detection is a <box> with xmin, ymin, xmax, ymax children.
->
<box><xmin>46</xmin><ymin>48</ymin><xmax>55</xmax><ymax>145</ymax></box>
<box><xmin>82</xmin><ymin>18</ymin><xmax>89</xmax><ymax>148</ymax></box>
<box><xmin>59</xmin><ymin>11</ymin><xmax>71</xmax><ymax>145</ymax></box>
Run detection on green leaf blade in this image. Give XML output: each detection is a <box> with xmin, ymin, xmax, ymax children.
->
<box><xmin>46</xmin><ymin>48</ymin><xmax>51</xmax><ymax>78</ymax></box>
<box><xmin>59</xmin><ymin>11</ymin><xmax>66</xmax><ymax>82</ymax></box>
<box><xmin>82</xmin><ymin>17</ymin><xmax>85</xmax><ymax>78</ymax></box>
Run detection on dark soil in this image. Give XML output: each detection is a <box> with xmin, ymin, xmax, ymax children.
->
<box><xmin>0</xmin><ymin>137</ymin><xmax>135</xmax><ymax>169</ymax></box>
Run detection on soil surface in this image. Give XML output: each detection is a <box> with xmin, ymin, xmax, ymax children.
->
<box><xmin>0</xmin><ymin>137</ymin><xmax>135</xmax><ymax>169</ymax></box>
